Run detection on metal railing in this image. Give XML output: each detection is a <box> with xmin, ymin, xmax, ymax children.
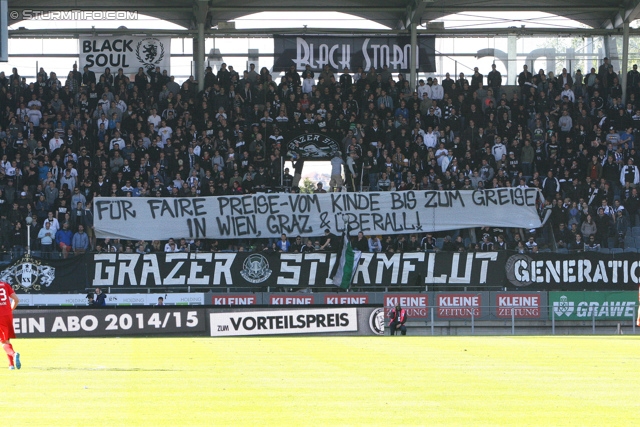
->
<box><xmin>389</xmin><ymin>304</ymin><xmax>638</xmax><ymax>335</ymax></box>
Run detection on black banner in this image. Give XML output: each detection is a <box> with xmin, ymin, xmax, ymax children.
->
<box><xmin>10</xmin><ymin>251</ymin><xmax>640</xmax><ymax>293</ymax></box>
<box><xmin>504</xmin><ymin>252</ymin><xmax>640</xmax><ymax>291</ymax></box>
<box><xmin>286</xmin><ymin>132</ymin><xmax>341</xmax><ymax>160</ymax></box>
<box><xmin>273</xmin><ymin>35</ymin><xmax>436</xmax><ymax>72</ymax></box>
<box><xmin>13</xmin><ymin>307</ymin><xmax>207</xmax><ymax>337</ymax></box>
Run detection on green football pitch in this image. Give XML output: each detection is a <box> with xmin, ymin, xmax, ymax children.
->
<box><xmin>1</xmin><ymin>336</ymin><xmax>638</xmax><ymax>426</ymax></box>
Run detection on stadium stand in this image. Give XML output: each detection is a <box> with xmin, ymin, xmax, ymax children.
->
<box><xmin>1</xmin><ymin>55</ymin><xmax>640</xmax><ymax>260</ymax></box>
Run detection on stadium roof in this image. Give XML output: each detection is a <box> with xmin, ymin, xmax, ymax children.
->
<box><xmin>7</xmin><ymin>0</ymin><xmax>640</xmax><ymax>31</ymax></box>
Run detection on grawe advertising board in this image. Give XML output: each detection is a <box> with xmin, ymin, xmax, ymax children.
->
<box><xmin>13</xmin><ymin>308</ymin><xmax>207</xmax><ymax>338</ymax></box>
<box><xmin>549</xmin><ymin>292</ymin><xmax>637</xmax><ymax>320</ymax></box>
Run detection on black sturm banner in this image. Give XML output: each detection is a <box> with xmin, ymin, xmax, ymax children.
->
<box><xmin>9</xmin><ymin>252</ymin><xmax>640</xmax><ymax>293</ymax></box>
<box><xmin>273</xmin><ymin>35</ymin><xmax>436</xmax><ymax>72</ymax></box>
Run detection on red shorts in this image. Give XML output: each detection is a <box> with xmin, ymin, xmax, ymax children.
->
<box><xmin>0</xmin><ymin>315</ymin><xmax>16</xmax><ymax>341</ymax></box>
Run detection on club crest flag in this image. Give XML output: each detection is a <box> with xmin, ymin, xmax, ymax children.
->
<box><xmin>0</xmin><ymin>255</ymin><xmax>55</xmax><ymax>293</ymax></box>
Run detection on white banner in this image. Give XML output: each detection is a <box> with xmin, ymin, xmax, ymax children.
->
<box><xmin>22</xmin><ymin>293</ymin><xmax>204</xmax><ymax>306</ymax></box>
<box><xmin>79</xmin><ymin>36</ymin><xmax>171</xmax><ymax>74</ymax></box>
<box><xmin>93</xmin><ymin>189</ymin><xmax>542</xmax><ymax>240</ymax></box>
<box><xmin>209</xmin><ymin>308</ymin><xmax>358</xmax><ymax>336</ymax></box>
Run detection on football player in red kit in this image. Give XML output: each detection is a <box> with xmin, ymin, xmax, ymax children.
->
<box><xmin>0</xmin><ymin>280</ymin><xmax>20</xmax><ymax>370</ymax></box>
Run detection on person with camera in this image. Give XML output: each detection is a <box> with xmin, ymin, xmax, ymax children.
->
<box><xmin>389</xmin><ymin>304</ymin><xmax>408</xmax><ymax>336</ymax></box>
<box><xmin>88</xmin><ymin>288</ymin><xmax>106</xmax><ymax>307</ymax></box>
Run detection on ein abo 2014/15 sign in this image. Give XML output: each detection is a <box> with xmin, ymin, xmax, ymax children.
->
<box><xmin>13</xmin><ymin>308</ymin><xmax>206</xmax><ymax>338</ymax></box>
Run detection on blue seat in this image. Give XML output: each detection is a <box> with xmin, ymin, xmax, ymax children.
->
<box><xmin>435</xmin><ymin>238</ymin><xmax>444</xmax><ymax>250</ymax></box>
<box><xmin>635</xmin><ymin>237</ymin><xmax>640</xmax><ymax>248</ymax></box>
<box><xmin>556</xmin><ymin>248</ymin><xmax>569</xmax><ymax>254</ymax></box>
<box><xmin>625</xmin><ymin>236</ymin><xmax>636</xmax><ymax>248</ymax></box>
<box><xmin>607</xmin><ymin>237</ymin><xmax>616</xmax><ymax>249</ymax></box>
<box><xmin>610</xmin><ymin>248</ymin><xmax>623</xmax><ymax>254</ymax></box>
<box><xmin>624</xmin><ymin>247</ymin><xmax>638</xmax><ymax>253</ymax></box>
<box><xmin>633</xmin><ymin>227</ymin><xmax>640</xmax><ymax>237</ymax></box>
<box><xmin>599</xmin><ymin>248</ymin><xmax>611</xmax><ymax>254</ymax></box>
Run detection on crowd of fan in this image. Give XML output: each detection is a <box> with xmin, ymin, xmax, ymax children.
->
<box><xmin>0</xmin><ymin>56</ymin><xmax>640</xmax><ymax>259</ymax></box>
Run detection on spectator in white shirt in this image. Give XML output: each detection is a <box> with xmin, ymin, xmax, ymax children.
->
<box><xmin>148</xmin><ymin>110</ymin><xmax>162</xmax><ymax>128</ymax></box>
<box><xmin>430</xmin><ymin>78</ymin><xmax>444</xmax><ymax>101</ymax></box>
<box><xmin>49</xmin><ymin>132</ymin><xmax>63</xmax><ymax>153</ymax></box>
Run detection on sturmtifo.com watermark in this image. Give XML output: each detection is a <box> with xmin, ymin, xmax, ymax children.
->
<box><xmin>10</xmin><ymin>10</ymin><xmax>139</xmax><ymax>21</ymax></box>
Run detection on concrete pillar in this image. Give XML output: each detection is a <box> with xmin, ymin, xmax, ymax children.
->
<box><xmin>586</xmin><ymin>37</ymin><xmax>593</xmax><ymax>72</ymax></box>
<box><xmin>195</xmin><ymin>22</ymin><xmax>205</xmax><ymax>92</ymax></box>
<box><xmin>507</xmin><ymin>33</ymin><xmax>517</xmax><ymax>85</ymax></box>
<box><xmin>622</xmin><ymin>21</ymin><xmax>630</xmax><ymax>104</ymax></box>
<box><xmin>410</xmin><ymin>22</ymin><xmax>417</xmax><ymax>92</ymax></box>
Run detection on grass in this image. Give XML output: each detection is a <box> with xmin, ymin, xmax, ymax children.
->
<box><xmin>1</xmin><ymin>336</ymin><xmax>639</xmax><ymax>426</ymax></box>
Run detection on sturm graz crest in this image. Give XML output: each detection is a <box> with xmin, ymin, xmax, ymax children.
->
<box><xmin>240</xmin><ymin>254</ymin><xmax>272</xmax><ymax>284</ymax></box>
<box><xmin>135</xmin><ymin>37</ymin><xmax>165</xmax><ymax>70</ymax></box>
<box><xmin>369</xmin><ymin>307</ymin><xmax>385</xmax><ymax>335</ymax></box>
<box><xmin>0</xmin><ymin>255</ymin><xmax>55</xmax><ymax>292</ymax></box>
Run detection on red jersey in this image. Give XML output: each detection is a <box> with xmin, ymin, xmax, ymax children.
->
<box><xmin>0</xmin><ymin>281</ymin><xmax>15</xmax><ymax>316</ymax></box>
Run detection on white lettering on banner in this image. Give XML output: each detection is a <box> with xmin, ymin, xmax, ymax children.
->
<box><xmin>496</xmin><ymin>294</ymin><xmax>541</xmax><ymax>318</ymax></box>
<box><xmin>384</xmin><ymin>294</ymin><xmax>429</xmax><ymax>318</ymax></box>
<box><xmin>86</xmin><ymin>252</ymin><xmax>503</xmax><ymax>288</ymax></box>
<box><xmin>13</xmin><ymin>317</ymin><xmax>46</xmax><ymax>334</ymax></box>
<box><xmin>94</xmin><ymin>189</ymin><xmax>542</xmax><ymax>241</ymax></box>
<box><xmin>294</xmin><ymin>38</ymin><xmax>351</xmax><ymax>70</ymax></box>
<box><xmin>437</xmin><ymin>294</ymin><xmax>481</xmax><ymax>318</ymax></box>
<box><xmin>575</xmin><ymin>302</ymin><xmax>635</xmax><ymax>318</ymax></box>
<box><xmin>270</xmin><ymin>296</ymin><xmax>314</xmax><ymax>305</ymax></box>
<box><xmin>508</xmin><ymin>256</ymin><xmax>640</xmax><ymax>287</ymax></box>
<box><xmin>212</xmin><ymin>295</ymin><xmax>257</xmax><ymax>305</ymax></box>
<box><xmin>51</xmin><ymin>315</ymin><xmax>99</xmax><ymax>332</ymax></box>
<box><xmin>80</xmin><ymin>36</ymin><xmax>171</xmax><ymax>74</ymax></box>
<box><xmin>93</xmin><ymin>253</ymin><xmax>235</xmax><ymax>287</ymax></box>
<box><xmin>324</xmin><ymin>296</ymin><xmax>369</xmax><ymax>305</ymax></box>
<box><xmin>209</xmin><ymin>308</ymin><xmax>357</xmax><ymax>336</ymax></box>
<box><xmin>362</xmin><ymin>38</ymin><xmax>417</xmax><ymax>70</ymax></box>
